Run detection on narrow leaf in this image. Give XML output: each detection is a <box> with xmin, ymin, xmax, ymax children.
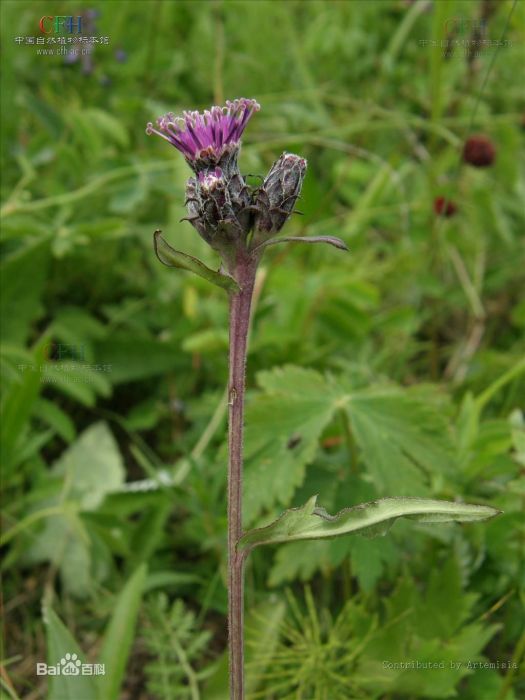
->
<box><xmin>254</xmin><ymin>235</ymin><xmax>348</xmax><ymax>253</ymax></box>
<box><xmin>238</xmin><ymin>496</ymin><xmax>500</xmax><ymax>552</ymax></box>
<box><xmin>43</xmin><ymin>606</ymin><xmax>98</xmax><ymax>700</ymax></box>
<box><xmin>153</xmin><ymin>231</ymin><xmax>239</xmax><ymax>293</ymax></box>
<box><xmin>1</xmin><ymin>337</ymin><xmax>47</xmax><ymax>474</ymax></box>
<box><xmin>97</xmin><ymin>564</ymin><xmax>147</xmax><ymax>700</ymax></box>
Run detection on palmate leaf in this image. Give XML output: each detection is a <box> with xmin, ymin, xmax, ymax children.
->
<box><xmin>242</xmin><ymin>366</ymin><xmax>460</xmax><ymax>522</ymax></box>
<box><xmin>238</xmin><ymin>496</ymin><xmax>500</xmax><ymax>552</ymax></box>
<box><xmin>346</xmin><ymin>387</ymin><xmax>457</xmax><ymax>495</ymax></box>
<box><xmin>242</xmin><ymin>367</ymin><xmax>344</xmax><ymax>523</ymax></box>
<box><xmin>357</xmin><ymin>560</ymin><xmax>501</xmax><ymax>698</ymax></box>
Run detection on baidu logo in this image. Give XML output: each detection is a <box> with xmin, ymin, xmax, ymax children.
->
<box><xmin>36</xmin><ymin>652</ymin><xmax>105</xmax><ymax>676</ymax></box>
<box><xmin>59</xmin><ymin>652</ymin><xmax>81</xmax><ymax>675</ymax></box>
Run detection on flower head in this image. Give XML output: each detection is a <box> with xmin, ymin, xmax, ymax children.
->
<box><xmin>185</xmin><ymin>167</ymin><xmax>248</xmax><ymax>251</ymax></box>
<box><xmin>146</xmin><ymin>98</ymin><xmax>260</xmax><ymax>173</ymax></box>
<box><xmin>462</xmin><ymin>134</ymin><xmax>496</xmax><ymax>168</ymax></box>
<box><xmin>434</xmin><ymin>195</ymin><xmax>457</xmax><ymax>218</ymax></box>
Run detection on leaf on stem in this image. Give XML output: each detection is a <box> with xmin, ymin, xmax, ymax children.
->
<box><xmin>238</xmin><ymin>496</ymin><xmax>500</xmax><ymax>552</ymax></box>
<box><xmin>253</xmin><ymin>235</ymin><xmax>349</xmax><ymax>254</ymax></box>
<box><xmin>153</xmin><ymin>230</ymin><xmax>240</xmax><ymax>293</ymax></box>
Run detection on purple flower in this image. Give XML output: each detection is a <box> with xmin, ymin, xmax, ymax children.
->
<box><xmin>146</xmin><ymin>98</ymin><xmax>260</xmax><ymax>172</ymax></box>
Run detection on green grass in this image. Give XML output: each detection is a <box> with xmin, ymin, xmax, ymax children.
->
<box><xmin>1</xmin><ymin>1</ymin><xmax>524</xmax><ymax>699</ymax></box>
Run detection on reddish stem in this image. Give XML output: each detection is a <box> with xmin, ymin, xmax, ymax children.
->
<box><xmin>227</xmin><ymin>252</ymin><xmax>257</xmax><ymax>700</ymax></box>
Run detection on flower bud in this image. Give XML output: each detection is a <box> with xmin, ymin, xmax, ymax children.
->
<box><xmin>254</xmin><ymin>153</ymin><xmax>307</xmax><ymax>234</ymax></box>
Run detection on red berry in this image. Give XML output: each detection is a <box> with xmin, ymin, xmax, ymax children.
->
<box><xmin>463</xmin><ymin>134</ymin><xmax>496</xmax><ymax>167</ymax></box>
<box><xmin>434</xmin><ymin>196</ymin><xmax>457</xmax><ymax>217</ymax></box>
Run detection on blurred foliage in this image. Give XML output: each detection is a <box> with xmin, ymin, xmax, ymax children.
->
<box><xmin>1</xmin><ymin>0</ymin><xmax>524</xmax><ymax>699</ymax></box>
<box><xmin>143</xmin><ymin>594</ymin><xmax>214</xmax><ymax>699</ymax></box>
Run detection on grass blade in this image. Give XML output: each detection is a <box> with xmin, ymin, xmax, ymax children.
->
<box><xmin>97</xmin><ymin>564</ymin><xmax>147</xmax><ymax>700</ymax></box>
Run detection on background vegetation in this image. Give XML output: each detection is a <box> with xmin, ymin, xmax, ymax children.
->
<box><xmin>1</xmin><ymin>1</ymin><xmax>524</xmax><ymax>698</ymax></box>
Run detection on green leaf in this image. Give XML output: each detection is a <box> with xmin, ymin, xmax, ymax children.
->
<box><xmin>42</xmin><ymin>361</ymin><xmax>112</xmax><ymax>407</ymax></box>
<box><xmin>143</xmin><ymin>571</ymin><xmax>201</xmax><ymax>593</ymax></box>
<box><xmin>268</xmin><ymin>540</ymin><xmax>328</xmax><ymax>586</ymax></box>
<box><xmin>43</xmin><ymin>606</ymin><xmax>98</xmax><ymax>700</ymax></box>
<box><xmin>1</xmin><ymin>338</ymin><xmax>47</xmax><ymax>473</ymax></box>
<box><xmin>182</xmin><ymin>327</ymin><xmax>229</xmax><ymax>354</ymax></box>
<box><xmin>417</xmin><ymin>557</ymin><xmax>476</xmax><ymax>639</ymax></box>
<box><xmin>238</xmin><ymin>496</ymin><xmax>500</xmax><ymax>552</ymax></box>
<box><xmin>358</xmin><ymin>567</ymin><xmax>501</xmax><ymax>698</ymax></box>
<box><xmin>84</xmin><ymin>108</ymin><xmax>130</xmax><ymax>148</ymax></box>
<box><xmin>34</xmin><ymin>398</ymin><xmax>76</xmax><ymax>443</ymax></box>
<box><xmin>24</xmin><ymin>506</ymin><xmax>93</xmax><ymax>597</ymax></box>
<box><xmin>0</xmin><ymin>237</ymin><xmax>50</xmax><ymax>344</ymax></box>
<box><xmin>243</xmin><ymin>366</ymin><xmax>344</xmax><ymax>523</ymax></box>
<box><xmin>52</xmin><ymin>422</ymin><xmax>125</xmax><ymax>510</ymax></box>
<box><xmin>143</xmin><ymin>595</ymin><xmax>212</xmax><ymax>699</ymax></box>
<box><xmin>242</xmin><ymin>367</ymin><xmax>460</xmax><ymax>522</ymax></box>
<box><xmin>51</xmin><ymin>306</ymin><xmax>107</xmax><ymax>345</ymax></box>
<box><xmin>254</xmin><ymin>235</ymin><xmax>349</xmax><ymax>253</ymax></box>
<box><xmin>97</xmin><ymin>564</ymin><xmax>147</xmax><ymax>700</ymax></box>
<box><xmin>347</xmin><ymin>387</ymin><xmax>456</xmax><ymax>494</ymax></box>
<box><xmin>93</xmin><ymin>334</ymin><xmax>183</xmax><ymax>385</ymax></box>
<box><xmin>347</xmin><ymin>535</ymin><xmax>398</xmax><ymax>593</ymax></box>
<box><xmin>126</xmin><ymin>495</ymin><xmax>172</xmax><ymax>573</ymax></box>
<box><xmin>153</xmin><ymin>230</ymin><xmax>239</xmax><ymax>293</ymax></box>
<box><xmin>245</xmin><ymin>598</ymin><xmax>287</xmax><ymax>695</ymax></box>
<box><xmin>204</xmin><ymin>597</ymin><xmax>286</xmax><ymax>698</ymax></box>
<box><xmin>23</xmin><ymin>423</ymin><xmax>125</xmax><ymax>596</ymax></box>
<box><xmin>463</xmin><ymin>669</ymin><xmax>517</xmax><ymax>700</ymax></box>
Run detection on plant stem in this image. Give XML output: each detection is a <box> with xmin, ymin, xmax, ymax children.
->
<box><xmin>227</xmin><ymin>253</ymin><xmax>257</xmax><ymax>700</ymax></box>
<box><xmin>496</xmin><ymin>629</ymin><xmax>525</xmax><ymax>700</ymax></box>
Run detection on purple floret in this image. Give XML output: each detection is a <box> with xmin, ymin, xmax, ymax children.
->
<box><xmin>198</xmin><ymin>167</ymin><xmax>224</xmax><ymax>190</ymax></box>
<box><xmin>146</xmin><ymin>98</ymin><xmax>260</xmax><ymax>164</ymax></box>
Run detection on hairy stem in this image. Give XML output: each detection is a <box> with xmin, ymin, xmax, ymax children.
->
<box><xmin>227</xmin><ymin>253</ymin><xmax>257</xmax><ymax>700</ymax></box>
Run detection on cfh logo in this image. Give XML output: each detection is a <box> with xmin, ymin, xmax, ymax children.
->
<box><xmin>444</xmin><ymin>16</ymin><xmax>488</xmax><ymax>35</ymax></box>
<box><xmin>36</xmin><ymin>652</ymin><xmax>105</xmax><ymax>676</ymax></box>
<box><xmin>44</xmin><ymin>342</ymin><xmax>86</xmax><ymax>361</ymax></box>
<box><xmin>39</xmin><ymin>16</ymin><xmax>83</xmax><ymax>34</ymax></box>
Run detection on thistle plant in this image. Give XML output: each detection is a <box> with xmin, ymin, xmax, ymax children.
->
<box><xmin>147</xmin><ymin>98</ymin><xmax>500</xmax><ymax>700</ymax></box>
